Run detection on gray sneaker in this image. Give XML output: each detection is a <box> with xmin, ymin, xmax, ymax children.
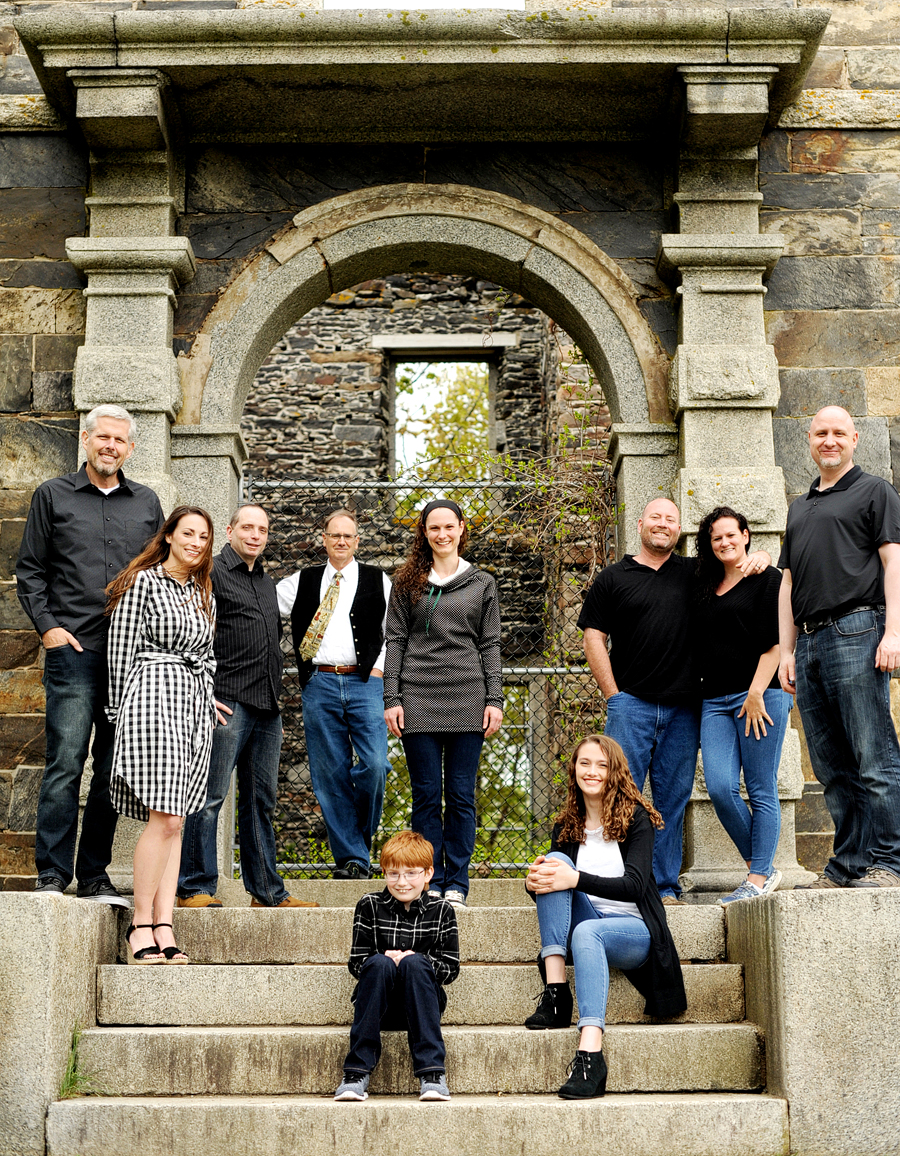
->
<box><xmin>720</xmin><ymin>879</ymin><xmax>763</xmax><ymax>905</ymax></box>
<box><xmin>443</xmin><ymin>889</ymin><xmax>467</xmax><ymax>909</ymax></box>
<box><xmin>419</xmin><ymin>1072</ymin><xmax>451</xmax><ymax>1101</ymax></box>
<box><xmin>34</xmin><ymin>877</ymin><xmax>66</xmax><ymax>896</ymax></box>
<box><xmin>849</xmin><ymin>867</ymin><xmax>900</xmax><ymax>888</ymax></box>
<box><xmin>334</xmin><ymin>1072</ymin><xmax>370</xmax><ymax>1101</ymax></box>
<box><xmin>760</xmin><ymin>869</ymin><xmax>783</xmax><ymax>896</ymax></box>
<box><xmin>795</xmin><ymin>873</ymin><xmax>843</xmax><ymax>890</ymax></box>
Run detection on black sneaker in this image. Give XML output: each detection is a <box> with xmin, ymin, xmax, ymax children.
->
<box><xmin>558</xmin><ymin>1050</ymin><xmax>608</xmax><ymax>1099</ymax></box>
<box><xmin>34</xmin><ymin>877</ymin><xmax>67</xmax><ymax>895</ymax></box>
<box><xmin>525</xmin><ymin>982</ymin><xmax>573</xmax><ymax>1030</ymax></box>
<box><xmin>76</xmin><ymin>880</ymin><xmax>131</xmax><ymax>909</ymax></box>
<box><xmin>334</xmin><ymin>863</ymin><xmax>371</xmax><ymax>880</ymax></box>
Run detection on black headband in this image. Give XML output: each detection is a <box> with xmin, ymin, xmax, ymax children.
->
<box><xmin>421</xmin><ymin>499</ymin><xmax>464</xmax><ymax>523</ymax></box>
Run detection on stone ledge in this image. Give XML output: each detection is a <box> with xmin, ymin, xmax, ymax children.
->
<box><xmin>779</xmin><ymin>89</ymin><xmax>900</xmax><ymax>130</ymax></box>
<box><xmin>0</xmin><ymin>94</ymin><xmax>64</xmax><ymax>132</ymax></box>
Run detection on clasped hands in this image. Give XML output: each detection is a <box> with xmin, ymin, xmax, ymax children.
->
<box><xmin>525</xmin><ymin>855</ymin><xmax>579</xmax><ymax>894</ymax></box>
<box><xmin>384</xmin><ymin>949</ymin><xmax>415</xmax><ymax>966</ymax></box>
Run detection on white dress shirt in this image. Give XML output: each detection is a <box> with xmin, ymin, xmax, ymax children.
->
<box><xmin>276</xmin><ymin>558</ymin><xmax>391</xmax><ymax>670</ymax></box>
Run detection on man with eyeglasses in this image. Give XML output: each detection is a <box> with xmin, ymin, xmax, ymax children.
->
<box><xmin>277</xmin><ymin>509</ymin><xmax>392</xmax><ymax>879</ymax></box>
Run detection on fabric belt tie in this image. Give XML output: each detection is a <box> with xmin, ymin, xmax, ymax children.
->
<box><xmin>801</xmin><ymin>603</ymin><xmax>884</xmax><ymax>634</ymax></box>
<box><xmin>135</xmin><ymin>650</ymin><xmax>206</xmax><ymax>671</ymax></box>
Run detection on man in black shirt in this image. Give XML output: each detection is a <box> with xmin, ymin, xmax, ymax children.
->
<box><xmin>779</xmin><ymin>406</ymin><xmax>900</xmax><ymax>889</ymax></box>
<box><xmin>177</xmin><ymin>505</ymin><xmax>318</xmax><ymax>908</ymax></box>
<box><xmin>16</xmin><ymin>404</ymin><xmax>164</xmax><ymax>903</ymax></box>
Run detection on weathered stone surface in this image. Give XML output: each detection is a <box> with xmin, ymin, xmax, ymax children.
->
<box><xmin>6</xmin><ymin>763</ymin><xmax>40</xmax><ymax>830</ymax></box>
<box><xmin>729</xmin><ymin>891</ymin><xmax>900</xmax><ymax>1156</ymax></box>
<box><xmin>0</xmin><ymin>94</ymin><xmax>64</xmax><ymax>129</ymax></box>
<box><xmin>779</xmin><ymin>90</ymin><xmax>900</xmax><ymax>131</ymax></box>
<box><xmin>0</xmin><ymin>829</ymin><xmax>34</xmax><ymax>872</ymax></box>
<box><xmin>0</xmin><ymin>585</ymin><xmax>29</xmax><ymax>631</ymax></box>
<box><xmin>179</xmin><ymin>212</ymin><xmax>294</xmax><ymax>261</ymax></box>
<box><xmin>0</xmin><ymin>188</ymin><xmax>85</xmax><ymax>261</ymax></box>
<box><xmin>32</xmin><ymin>333</ymin><xmax>82</xmax><ymax>373</ymax></box>
<box><xmin>766</xmin><ymin>309</ymin><xmax>900</xmax><ymax>368</ymax></box>
<box><xmin>0</xmin><ymin>135</ymin><xmax>87</xmax><ymax>190</ymax></box>
<box><xmin>776</xmin><ymin>368</ymin><xmax>867</xmax><ymax>419</ymax></box>
<box><xmin>0</xmin><ymin>416</ymin><xmax>77</xmax><ymax>490</ymax></box>
<box><xmin>810</xmin><ymin>0</ymin><xmax>900</xmax><ymax>47</ymax></box>
<box><xmin>759</xmin><ymin>209</ymin><xmax>860</xmax><ymax>255</ymax></box>
<box><xmin>562</xmin><ymin>210</ymin><xmax>664</xmax><ymax>261</ymax></box>
<box><xmin>0</xmin><ymin>669</ymin><xmax>43</xmax><ymax>714</ymax></box>
<box><xmin>803</xmin><ymin>47</ymin><xmax>845</xmax><ymax>90</ymax></box>
<box><xmin>866</xmin><ymin>366</ymin><xmax>900</xmax><ymax>417</ymax></box>
<box><xmin>172</xmin><ymin>292</ymin><xmax>216</xmax><ymax>336</ymax></box>
<box><xmin>775</xmin><ymin>414</ymin><xmax>891</xmax><ymax>497</ymax></box>
<box><xmin>0</xmin><ymin>288</ymin><xmax>81</xmax><ymax>335</ymax></box>
<box><xmin>0</xmin><ymin>334</ymin><xmax>30</xmax><ymax>412</ymax></box>
<box><xmin>0</xmin><ymin>631</ymin><xmax>39</xmax><ymax>669</ymax></box>
<box><xmin>31</xmin><ymin>371</ymin><xmax>72</xmax><ymax>412</ymax></box>
<box><xmin>791</xmin><ymin>130</ymin><xmax>900</xmax><ymax>175</ymax></box>
<box><xmin>0</xmin><ymin>260</ymin><xmax>83</xmax><ymax>291</ymax></box>
<box><xmin>764</xmin><ymin>256</ymin><xmax>900</xmax><ymax>311</ymax></box>
<box><xmin>847</xmin><ymin>47</ymin><xmax>900</xmax><ymax>90</ymax></box>
<box><xmin>0</xmin><ymin>50</ymin><xmax>42</xmax><ymax>97</ymax></box>
<box><xmin>0</xmin><ymin>517</ymin><xmax>23</xmax><ymax>579</ymax></box>
<box><xmin>889</xmin><ymin>416</ymin><xmax>900</xmax><ymax>487</ymax></box>
<box><xmin>0</xmin><ymin>715</ymin><xmax>44</xmax><ymax>772</ymax></box>
<box><xmin>0</xmin><ymin>491</ymin><xmax>29</xmax><ymax>519</ymax></box>
<box><xmin>759</xmin><ymin>130</ymin><xmax>790</xmax><ymax>174</ymax></box>
<box><xmin>0</xmin><ymin>770</ymin><xmax>9</xmax><ymax>827</ymax></box>
<box><xmin>761</xmin><ymin>172</ymin><xmax>900</xmax><ymax>210</ymax></box>
<box><xmin>863</xmin><ymin>207</ymin><xmax>900</xmax><ymax>239</ymax></box>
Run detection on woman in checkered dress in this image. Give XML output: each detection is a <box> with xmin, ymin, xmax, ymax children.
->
<box><xmin>106</xmin><ymin>506</ymin><xmax>217</xmax><ymax>964</ymax></box>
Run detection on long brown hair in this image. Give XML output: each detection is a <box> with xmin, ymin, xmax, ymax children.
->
<box><xmin>392</xmin><ymin>504</ymin><xmax>469</xmax><ymax>604</ymax></box>
<box><xmin>556</xmin><ymin>734</ymin><xmax>663</xmax><ymax>844</ymax></box>
<box><xmin>106</xmin><ymin>505</ymin><xmax>215</xmax><ymax>620</ymax></box>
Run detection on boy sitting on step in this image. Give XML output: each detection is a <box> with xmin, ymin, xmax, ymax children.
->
<box><xmin>334</xmin><ymin>830</ymin><xmax>460</xmax><ymax>1103</ymax></box>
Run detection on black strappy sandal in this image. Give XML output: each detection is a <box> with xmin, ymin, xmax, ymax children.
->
<box><xmin>152</xmin><ymin>922</ymin><xmax>190</xmax><ymax>964</ymax></box>
<box><xmin>126</xmin><ymin>923</ymin><xmax>166</xmax><ymax>965</ymax></box>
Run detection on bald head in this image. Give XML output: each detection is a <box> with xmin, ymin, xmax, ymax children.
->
<box><xmin>809</xmin><ymin>406</ymin><xmax>858</xmax><ymax>481</ymax></box>
<box><xmin>810</xmin><ymin>406</ymin><xmax>856</xmax><ymax>434</ymax></box>
<box><xmin>637</xmin><ymin>498</ymin><xmax>681</xmax><ymax>559</ymax></box>
<box><xmin>641</xmin><ymin>498</ymin><xmax>680</xmax><ymax>523</ymax></box>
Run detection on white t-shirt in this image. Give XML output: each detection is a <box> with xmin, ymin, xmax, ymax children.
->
<box><xmin>428</xmin><ymin>558</ymin><xmax>472</xmax><ymax>587</ymax></box>
<box><xmin>575</xmin><ymin>826</ymin><xmax>642</xmax><ymax>920</ymax></box>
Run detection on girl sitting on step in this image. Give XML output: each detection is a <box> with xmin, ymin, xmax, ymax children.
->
<box><xmin>524</xmin><ymin>734</ymin><xmax>687</xmax><ymax>1098</ymax></box>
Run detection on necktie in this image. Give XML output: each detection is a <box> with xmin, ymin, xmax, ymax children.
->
<box><xmin>300</xmin><ymin>571</ymin><xmax>342</xmax><ymax>661</ymax></box>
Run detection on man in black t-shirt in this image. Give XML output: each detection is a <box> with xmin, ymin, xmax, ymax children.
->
<box><xmin>580</xmin><ymin>498</ymin><xmax>769</xmax><ymax>902</ymax></box>
<box><xmin>779</xmin><ymin>406</ymin><xmax>900</xmax><ymax>890</ymax></box>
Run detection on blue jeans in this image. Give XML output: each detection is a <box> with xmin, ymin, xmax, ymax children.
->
<box><xmin>700</xmin><ymin>688</ymin><xmax>790</xmax><ymax>877</ymax></box>
<box><xmin>796</xmin><ymin>608</ymin><xmax>900</xmax><ymax>882</ymax></box>
<box><xmin>604</xmin><ymin>692</ymin><xmax>700</xmax><ymax>898</ymax></box>
<box><xmin>535</xmin><ymin>854</ymin><xmax>651</xmax><ymax>1030</ymax></box>
<box><xmin>401</xmin><ymin>732</ymin><xmax>484</xmax><ymax>896</ymax></box>
<box><xmin>36</xmin><ymin>645</ymin><xmax>119</xmax><ymax>887</ymax></box>
<box><xmin>178</xmin><ymin>700</ymin><xmax>288</xmax><ymax>905</ymax></box>
<box><xmin>301</xmin><ymin>671</ymin><xmax>389</xmax><ymax>872</ymax></box>
<box><xmin>344</xmin><ymin>953</ymin><xmax>446</xmax><ymax>1076</ymax></box>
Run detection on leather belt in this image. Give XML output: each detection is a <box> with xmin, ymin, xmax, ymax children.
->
<box><xmin>801</xmin><ymin>604</ymin><xmax>883</xmax><ymax>634</ymax></box>
<box><xmin>314</xmin><ymin>664</ymin><xmax>359</xmax><ymax>674</ymax></box>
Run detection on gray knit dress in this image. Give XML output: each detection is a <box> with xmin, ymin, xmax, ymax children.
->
<box><xmin>383</xmin><ymin>566</ymin><xmax>503</xmax><ymax>733</ymax></box>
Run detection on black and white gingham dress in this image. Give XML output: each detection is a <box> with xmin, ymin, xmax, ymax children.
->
<box><xmin>107</xmin><ymin>565</ymin><xmax>217</xmax><ymax>821</ymax></box>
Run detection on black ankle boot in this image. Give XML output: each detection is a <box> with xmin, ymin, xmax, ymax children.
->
<box><xmin>558</xmin><ymin>1049</ymin><xmax>608</xmax><ymax>1099</ymax></box>
<box><xmin>524</xmin><ymin>982</ymin><xmax>574</xmax><ymax>1030</ymax></box>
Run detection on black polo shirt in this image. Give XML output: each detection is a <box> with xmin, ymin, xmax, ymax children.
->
<box><xmin>211</xmin><ymin>543</ymin><xmax>283</xmax><ymax>713</ymax></box>
<box><xmin>16</xmin><ymin>465</ymin><xmax>164</xmax><ymax>652</ymax></box>
<box><xmin>778</xmin><ymin>465</ymin><xmax>900</xmax><ymax>626</ymax></box>
<box><xmin>577</xmin><ymin>553</ymin><xmax>696</xmax><ymax>704</ymax></box>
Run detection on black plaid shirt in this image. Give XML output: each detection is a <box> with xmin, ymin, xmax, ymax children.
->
<box><xmin>348</xmin><ymin>888</ymin><xmax>460</xmax><ymax>986</ymax></box>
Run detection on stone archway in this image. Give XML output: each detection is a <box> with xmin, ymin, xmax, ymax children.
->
<box><xmin>173</xmin><ymin>184</ymin><xmax>677</xmax><ymax>547</ymax></box>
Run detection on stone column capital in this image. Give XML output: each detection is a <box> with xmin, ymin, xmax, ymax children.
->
<box><xmin>658</xmin><ymin>234</ymin><xmax>783</xmax><ymax>281</ymax></box>
<box><xmin>65</xmin><ymin>236</ymin><xmax>196</xmax><ymax>286</ymax></box>
<box><xmin>68</xmin><ymin>67</ymin><xmax>173</xmax><ymax>150</ymax></box>
<box><xmin>608</xmin><ymin>423</ymin><xmax>678</xmax><ymax>475</ymax></box>
<box><xmin>678</xmin><ymin>64</ymin><xmax>780</xmax><ymax>152</ymax></box>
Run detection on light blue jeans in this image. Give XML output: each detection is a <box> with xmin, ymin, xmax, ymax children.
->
<box><xmin>700</xmin><ymin>687</ymin><xmax>790</xmax><ymax>877</ymax></box>
<box><xmin>535</xmin><ymin>853</ymin><xmax>651</xmax><ymax>1030</ymax></box>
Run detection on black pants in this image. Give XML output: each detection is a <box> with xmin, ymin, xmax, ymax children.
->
<box><xmin>344</xmin><ymin>953</ymin><xmax>446</xmax><ymax>1076</ymax></box>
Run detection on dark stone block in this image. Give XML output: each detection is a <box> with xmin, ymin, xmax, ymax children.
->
<box><xmin>0</xmin><ymin>630</ymin><xmax>40</xmax><ymax>669</ymax></box>
<box><xmin>759</xmin><ymin>131</ymin><xmax>789</xmax><ymax>174</ymax></box>
<box><xmin>178</xmin><ymin>212</ymin><xmax>294</xmax><ymax>260</ymax></box>
<box><xmin>862</xmin><ymin>208</ymin><xmax>900</xmax><ymax>236</ymax></box>
<box><xmin>776</xmin><ymin>368</ymin><xmax>866</xmax><ymax>418</ymax></box>
<box><xmin>639</xmin><ymin>297</ymin><xmax>677</xmax><ymax>358</ymax></box>
<box><xmin>760</xmin><ymin>173</ymin><xmax>874</xmax><ymax>210</ymax></box>
<box><xmin>0</xmin><ymin>50</ymin><xmax>42</xmax><ymax>96</ymax></box>
<box><xmin>0</xmin><ymin>135</ymin><xmax>88</xmax><ymax>190</ymax></box>
<box><xmin>33</xmin><ymin>334</ymin><xmax>82</xmax><ymax>373</ymax></box>
<box><xmin>889</xmin><ymin>418</ymin><xmax>900</xmax><ymax>488</ymax></box>
<box><xmin>0</xmin><ymin>188</ymin><xmax>86</xmax><ymax>260</ymax></box>
<box><xmin>0</xmin><ymin>584</ymin><xmax>29</xmax><ymax>630</ymax></box>
<box><xmin>767</xmin><ymin>308</ymin><xmax>900</xmax><ymax>368</ymax></box>
<box><xmin>0</xmin><ymin>714</ymin><xmax>43</xmax><ymax>771</ymax></box>
<box><xmin>765</xmin><ymin>256</ymin><xmax>892</xmax><ymax>310</ymax></box>
<box><xmin>7</xmin><ymin>763</ymin><xmax>42</xmax><ymax>830</ymax></box>
<box><xmin>0</xmin><ymin>259</ymin><xmax>84</xmax><ymax>290</ymax></box>
<box><xmin>189</xmin><ymin>258</ymin><xmax>243</xmax><ymax>295</ymax></box>
<box><xmin>559</xmin><ymin>210</ymin><xmax>665</xmax><ymax>260</ymax></box>
<box><xmin>173</xmin><ymin>293</ymin><xmax>217</xmax><ymax>336</ymax></box>
<box><xmin>0</xmin><ymin>416</ymin><xmax>78</xmax><ymax>493</ymax></box>
<box><xmin>0</xmin><ymin>334</ymin><xmax>31</xmax><ymax>412</ymax></box>
<box><xmin>32</xmin><ymin>371</ymin><xmax>73</xmax><ymax>412</ymax></box>
<box><xmin>0</xmin><ymin>518</ymin><xmax>23</xmax><ymax>580</ymax></box>
<box><xmin>795</xmin><ymin>782</ymin><xmax>835</xmax><ymax>833</ymax></box>
<box><xmin>0</xmin><ymin>771</ymin><xmax>9</xmax><ymax>827</ymax></box>
<box><xmin>774</xmin><ymin>416</ymin><xmax>818</xmax><ymax>496</ymax></box>
<box><xmin>795</xmin><ymin>832</ymin><xmax>834</xmax><ymax>875</ymax></box>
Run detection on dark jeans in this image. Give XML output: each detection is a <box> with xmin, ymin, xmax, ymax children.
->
<box><xmin>402</xmin><ymin>731</ymin><xmax>485</xmax><ymax>896</ymax></box>
<box><xmin>178</xmin><ymin>700</ymin><xmax>288</xmax><ymax>906</ymax></box>
<box><xmin>36</xmin><ymin>644</ymin><xmax>118</xmax><ymax>887</ymax></box>
<box><xmin>796</xmin><ymin>608</ymin><xmax>900</xmax><ymax>882</ymax></box>
<box><xmin>344</xmin><ymin>952</ymin><xmax>446</xmax><ymax>1076</ymax></box>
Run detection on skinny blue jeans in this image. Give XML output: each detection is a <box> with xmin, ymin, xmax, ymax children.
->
<box><xmin>700</xmin><ymin>688</ymin><xmax>790</xmax><ymax>877</ymax></box>
<box><xmin>535</xmin><ymin>853</ymin><xmax>651</xmax><ymax>1030</ymax></box>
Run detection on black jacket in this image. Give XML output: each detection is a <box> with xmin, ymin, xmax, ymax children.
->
<box><xmin>530</xmin><ymin>806</ymin><xmax>687</xmax><ymax>1020</ymax></box>
<box><xmin>290</xmin><ymin>562</ymin><xmax>387</xmax><ymax>688</ymax></box>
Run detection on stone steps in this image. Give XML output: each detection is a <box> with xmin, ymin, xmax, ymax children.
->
<box><xmin>97</xmin><ymin>961</ymin><xmax>744</xmax><ymax>1027</ymax></box>
<box><xmin>122</xmin><ymin>904</ymin><xmax>725</xmax><ymax>964</ymax></box>
<box><xmin>45</xmin><ymin>1093</ymin><xmax>790</xmax><ymax>1156</ymax></box>
<box><xmin>77</xmin><ymin>1022</ymin><xmax>763</xmax><ymax>1096</ymax></box>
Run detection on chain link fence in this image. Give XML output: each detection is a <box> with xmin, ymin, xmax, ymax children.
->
<box><xmin>239</xmin><ymin>477</ymin><xmax>614</xmax><ymax>878</ymax></box>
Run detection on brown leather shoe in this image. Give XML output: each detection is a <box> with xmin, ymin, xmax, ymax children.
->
<box><xmin>177</xmin><ymin>894</ymin><xmax>223</xmax><ymax>908</ymax></box>
<box><xmin>661</xmin><ymin>895</ymin><xmax>685</xmax><ymax>906</ymax></box>
<box><xmin>251</xmin><ymin>895</ymin><xmax>320</xmax><ymax>909</ymax></box>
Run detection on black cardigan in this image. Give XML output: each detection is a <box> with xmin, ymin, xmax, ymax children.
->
<box><xmin>529</xmin><ymin>806</ymin><xmax>687</xmax><ymax>1020</ymax></box>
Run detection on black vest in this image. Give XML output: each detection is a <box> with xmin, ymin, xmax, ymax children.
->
<box><xmin>290</xmin><ymin>563</ymin><xmax>387</xmax><ymax>688</ymax></box>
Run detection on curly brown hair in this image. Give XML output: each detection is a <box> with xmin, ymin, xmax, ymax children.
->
<box><xmin>392</xmin><ymin>505</ymin><xmax>469</xmax><ymax>605</ymax></box>
<box><xmin>105</xmin><ymin>505</ymin><xmax>215</xmax><ymax>620</ymax></box>
<box><xmin>556</xmin><ymin>734</ymin><xmax>663</xmax><ymax>844</ymax></box>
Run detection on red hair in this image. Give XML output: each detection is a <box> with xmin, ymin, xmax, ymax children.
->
<box><xmin>380</xmin><ymin>830</ymin><xmax>434</xmax><ymax>872</ymax></box>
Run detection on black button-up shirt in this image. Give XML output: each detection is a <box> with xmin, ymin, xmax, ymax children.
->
<box><xmin>211</xmin><ymin>543</ymin><xmax>283</xmax><ymax>712</ymax></box>
<box><xmin>16</xmin><ymin>465</ymin><xmax>164</xmax><ymax>652</ymax></box>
